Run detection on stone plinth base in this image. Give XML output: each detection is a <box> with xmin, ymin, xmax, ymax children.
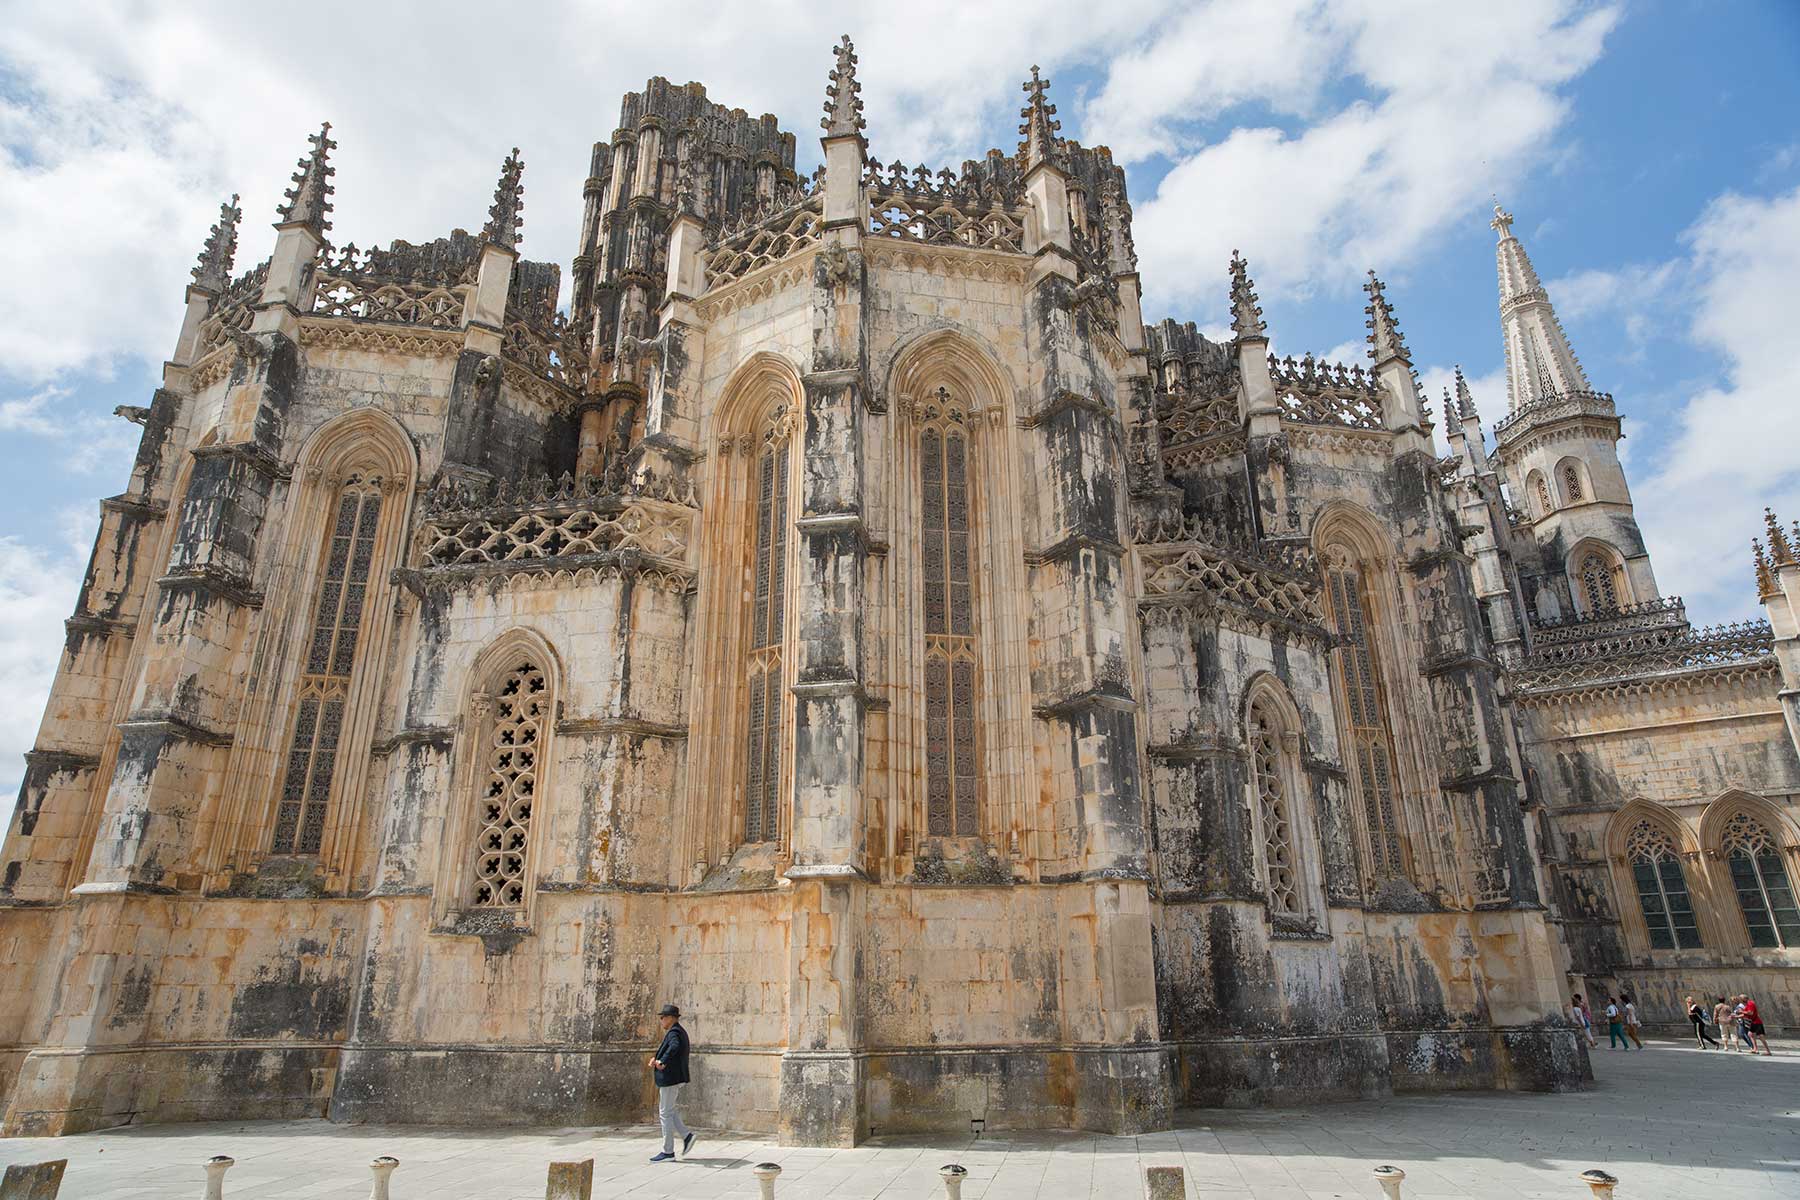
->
<box><xmin>863</xmin><ymin>1044</ymin><xmax>1171</xmax><ymax>1139</ymax></box>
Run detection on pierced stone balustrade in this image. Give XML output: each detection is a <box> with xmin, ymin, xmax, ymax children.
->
<box><xmin>1492</xmin><ymin>388</ymin><xmax>1616</xmax><ymax>445</ymax></box>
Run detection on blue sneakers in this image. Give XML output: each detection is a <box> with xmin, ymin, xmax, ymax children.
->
<box><xmin>650</xmin><ymin>1151</ymin><xmax>676</xmax><ymax>1162</ymax></box>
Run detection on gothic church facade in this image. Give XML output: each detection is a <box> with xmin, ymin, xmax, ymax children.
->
<box><xmin>1</xmin><ymin>40</ymin><xmax>1793</xmax><ymax>1142</ymax></box>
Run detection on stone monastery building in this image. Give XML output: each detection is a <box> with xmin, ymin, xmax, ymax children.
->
<box><xmin>2</xmin><ymin>39</ymin><xmax>1797</xmax><ymax>1143</ymax></box>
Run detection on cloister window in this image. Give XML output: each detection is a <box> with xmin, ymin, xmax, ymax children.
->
<box><xmin>272</xmin><ymin>477</ymin><xmax>382</xmax><ymax>854</ymax></box>
<box><xmin>1722</xmin><ymin>811</ymin><xmax>1800</xmax><ymax>948</ymax></box>
<box><xmin>920</xmin><ymin>387</ymin><xmax>980</xmax><ymax>837</ymax></box>
<box><xmin>1248</xmin><ymin>696</ymin><xmax>1299</xmax><ymax>916</ymax></box>
<box><xmin>1322</xmin><ymin>544</ymin><xmax>1406</xmax><ymax>884</ymax></box>
<box><xmin>1578</xmin><ymin>551</ymin><xmax>1619</xmax><ymax>613</ymax></box>
<box><xmin>1626</xmin><ymin>819</ymin><xmax>1702</xmax><ymax>949</ymax></box>
<box><xmin>744</xmin><ymin>413</ymin><xmax>791</xmax><ymax>844</ymax></box>
<box><xmin>468</xmin><ymin>660</ymin><xmax>549</xmax><ymax>908</ymax></box>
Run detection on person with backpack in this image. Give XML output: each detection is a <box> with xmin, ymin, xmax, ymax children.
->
<box><xmin>1604</xmin><ymin>996</ymin><xmax>1631</xmax><ymax>1050</ymax></box>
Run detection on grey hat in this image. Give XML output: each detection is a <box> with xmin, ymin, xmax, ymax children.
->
<box><xmin>658</xmin><ymin>1003</ymin><xmax>681</xmax><ymax>1018</ymax></box>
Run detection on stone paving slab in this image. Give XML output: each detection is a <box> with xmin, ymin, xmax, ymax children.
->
<box><xmin>1</xmin><ymin>1039</ymin><xmax>1794</xmax><ymax>1198</ymax></box>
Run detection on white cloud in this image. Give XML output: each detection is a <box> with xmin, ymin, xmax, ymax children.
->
<box><xmin>0</xmin><ymin>522</ymin><xmax>92</xmax><ymax>820</ymax></box>
<box><xmin>1544</xmin><ymin>263</ymin><xmax>1677</xmax><ymax>323</ymax></box>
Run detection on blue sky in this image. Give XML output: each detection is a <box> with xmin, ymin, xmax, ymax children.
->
<box><xmin>2</xmin><ymin>0</ymin><xmax>1799</xmax><ymax>809</ymax></box>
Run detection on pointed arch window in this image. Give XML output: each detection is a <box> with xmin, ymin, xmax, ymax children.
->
<box><xmin>1578</xmin><ymin>551</ymin><xmax>1619</xmax><ymax>613</ymax></box>
<box><xmin>1248</xmin><ymin>695</ymin><xmax>1299</xmax><ymax>916</ymax></box>
<box><xmin>1626</xmin><ymin>819</ymin><xmax>1702</xmax><ymax>949</ymax></box>
<box><xmin>1530</xmin><ymin>472</ymin><xmax>1552</xmax><ymax>517</ymax></box>
<box><xmin>1321</xmin><ymin>544</ymin><xmax>1406</xmax><ymax>885</ymax></box>
<box><xmin>467</xmin><ymin>659</ymin><xmax>549</xmax><ymax>908</ymax></box>
<box><xmin>1721</xmin><ymin>811</ymin><xmax>1800</xmax><ymax>948</ymax></box>
<box><xmin>272</xmin><ymin>476</ymin><xmax>383</xmax><ymax>855</ymax></box>
<box><xmin>1562</xmin><ymin>464</ymin><xmax>1584</xmax><ymax>502</ymax></box>
<box><xmin>920</xmin><ymin>387</ymin><xmax>980</xmax><ymax>838</ymax></box>
<box><xmin>744</xmin><ymin>410</ymin><xmax>792</xmax><ymax>844</ymax></box>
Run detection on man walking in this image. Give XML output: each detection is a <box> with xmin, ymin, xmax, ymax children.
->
<box><xmin>647</xmin><ymin>1002</ymin><xmax>696</xmax><ymax>1162</ymax></box>
<box><xmin>1604</xmin><ymin>996</ymin><xmax>1630</xmax><ymax>1049</ymax></box>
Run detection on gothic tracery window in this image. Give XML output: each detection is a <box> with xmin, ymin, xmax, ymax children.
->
<box><xmin>272</xmin><ymin>477</ymin><xmax>382</xmax><ymax>855</ymax></box>
<box><xmin>744</xmin><ymin>411</ymin><xmax>792</xmax><ymax>844</ymax></box>
<box><xmin>920</xmin><ymin>387</ymin><xmax>980</xmax><ymax>838</ymax></box>
<box><xmin>1248</xmin><ymin>696</ymin><xmax>1299</xmax><ymax>916</ymax></box>
<box><xmin>1626</xmin><ymin>819</ymin><xmax>1702</xmax><ymax>950</ymax></box>
<box><xmin>1721</xmin><ymin>811</ymin><xmax>1800</xmax><ymax>948</ymax></box>
<box><xmin>1531</xmin><ymin>472</ymin><xmax>1552</xmax><ymax>516</ymax></box>
<box><xmin>468</xmin><ymin>660</ymin><xmax>548</xmax><ymax>908</ymax></box>
<box><xmin>1578</xmin><ymin>551</ymin><xmax>1619</xmax><ymax>613</ymax></box>
<box><xmin>1562</xmin><ymin>463</ymin><xmax>1584</xmax><ymax>502</ymax></box>
<box><xmin>1322</xmin><ymin>544</ymin><xmax>1406</xmax><ymax>885</ymax></box>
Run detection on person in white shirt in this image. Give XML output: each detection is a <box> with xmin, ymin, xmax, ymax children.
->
<box><xmin>1570</xmin><ymin>994</ymin><xmax>1597</xmax><ymax>1047</ymax></box>
<box><xmin>1621</xmin><ymin>993</ymin><xmax>1645</xmax><ymax>1049</ymax></box>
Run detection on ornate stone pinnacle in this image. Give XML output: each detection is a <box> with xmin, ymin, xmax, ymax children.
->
<box><xmin>1754</xmin><ymin>539</ymin><xmax>1775</xmax><ymax>596</ymax></box>
<box><xmin>821</xmin><ymin>34</ymin><xmax>866</xmax><ymax>139</ymax></box>
<box><xmin>1364</xmin><ymin>270</ymin><xmax>1410</xmax><ymax>366</ymax></box>
<box><xmin>191</xmin><ymin>194</ymin><xmax>242</xmax><ymax>292</ymax></box>
<box><xmin>279</xmin><ymin>121</ymin><xmax>336</xmax><ymax>235</ymax></box>
<box><xmin>1018</xmin><ymin>65</ymin><xmax>1062</xmax><ymax>169</ymax></box>
<box><xmin>1454</xmin><ymin>364</ymin><xmax>1479</xmax><ymax>421</ymax></box>
<box><xmin>483</xmin><ymin>147</ymin><xmax>525</xmax><ymax>248</ymax></box>
<box><xmin>1491</xmin><ymin>201</ymin><xmax>1514</xmax><ymax>239</ymax></box>
<box><xmin>1229</xmin><ymin>250</ymin><xmax>1266</xmax><ymax>340</ymax></box>
<box><xmin>1766</xmin><ymin>508</ymin><xmax>1794</xmax><ymax>565</ymax></box>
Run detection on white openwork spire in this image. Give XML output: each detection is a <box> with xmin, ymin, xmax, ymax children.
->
<box><xmin>1492</xmin><ymin>202</ymin><xmax>1591</xmax><ymax>411</ymax></box>
<box><xmin>821</xmin><ymin>34</ymin><xmax>866</xmax><ymax>140</ymax></box>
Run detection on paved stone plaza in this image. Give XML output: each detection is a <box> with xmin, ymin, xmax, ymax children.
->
<box><xmin>0</xmin><ymin>1038</ymin><xmax>1793</xmax><ymax>1198</ymax></box>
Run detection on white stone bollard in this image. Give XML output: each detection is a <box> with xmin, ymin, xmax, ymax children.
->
<box><xmin>1372</xmin><ymin>1164</ymin><xmax>1405</xmax><ymax>1200</ymax></box>
<box><xmin>203</xmin><ymin>1156</ymin><xmax>234</xmax><ymax>1200</ymax></box>
<box><xmin>940</xmin><ymin>1163</ymin><xmax>968</xmax><ymax>1199</ymax></box>
<box><xmin>369</xmin><ymin>1156</ymin><xmax>399</xmax><ymax>1200</ymax></box>
<box><xmin>751</xmin><ymin>1161</ymin><xmax>782</xmax><ymax>1199</ymax></box>
<box><xmin>1579</xmin><ymin>1169</ymin><xmax>1618</xmax><ymax>1199</ymax></box>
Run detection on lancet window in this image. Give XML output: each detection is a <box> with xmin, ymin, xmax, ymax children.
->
<box><xmin>1247</xmin><ymin>696</ymin><xmax>1299</xmax><ymax>916</ymax></box>
<box><xmin>1721</xmin><ymin>811</ymin><xmax>1800</xmax><ymax>948</ymax></box>
<box><xmin>744</xmin><ymin>410</ymin><xmax>792</xmax><ymax>844</ymax></box>
<box><xmin>1626</xmin><ymin>820</ymin><xmax>1702</xmax><ymax>950</ymax></box>
<box><xmin>1321</xmin><ymin>544</ymin><xmax>1406</xmax><ymax>885</ymax></box>
<box><xmin>272</xmin><ymin>477</ymin><xmax>382</xmax><ymax>855</ymax></box>
<box><xmin>1578</xmin><ymin>551</ymin><xmax>1619</xmax><ymax>613</ymax></box>
<box><xmin>1562</xmin><ymin>464</ymin><xmax>1584</xmax><ymax>502</ymax></box>
<box><xmin>920</xmin><ymin>387</ymin><xmax>980</xmax><ymax>838</ymax></box>
<box><xmin>468</xmin><ymin>660</ymin><xmax>549</xmax><ymax>908</ymax></box>
<box><xmin>1530</xmin><ymin>472</ymin><xmax>1552</xmax><ymax>516</ymax></box>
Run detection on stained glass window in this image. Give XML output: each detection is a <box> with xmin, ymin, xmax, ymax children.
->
<box><xmin>273</xmin><ymin>480</ymin><xmax>382</xmax><ymax>855</ymax></box>
<box><xmin>922</xmin><ymin>389</ymin><xmax>979</xmax><ymax>837</ymax></box>
<box><xmin>744</xmin><ymin>428</ymin><xmax>789</xmax><ymax>843</ymax></box>
<box><xmin>1322</xmin><ymin>546</ymin><xmax>1406</xmax><ymax>885</ymax></box>
<box><xmin>1626</xmin><ymin>819</ymin><xmax>1702</xmax><ymax>950</ymax></box>
<box><xmin>1722</xmin><ymin>811</ymin><xmax>1800</xmax><ymax>949</ymax></box>
<box><xmin>469</xmin><ymin>661</ymin><xmax>547</xmax><ymax>907</ymax></box>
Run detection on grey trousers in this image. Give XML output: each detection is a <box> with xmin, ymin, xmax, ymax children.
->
<box><xmin>659</xmin><ymin>1083</ymin><xmax>691</xmax><ymax>1152</ymax></box>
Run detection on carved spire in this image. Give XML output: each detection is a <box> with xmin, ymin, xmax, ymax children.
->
<box><xmin>1492</xmin><ymin>200</ymin><xmax>1591</xmax><ymax>411</ymax></box>
<box><xmin>1755</xmin><ymin>539</ymin><xmax>1776</xmax><ymax>597</ymax></box>
<box><xmin>483</xmin><ymin>147</ymin><xmax>525</xmax><ymax>248</ymax></box>
<box><xmin>1766</xmin><ymin>508</ymin><xmax>1794</xmax><ymax>566</ymax></box>
<box><xmin>191</xmin><ymin>194</ymin><xmax>242</xmax><ymax>293</ymax></box>
<box><xmin>1099</xmin><ymin>169</ymin><xmax>1136</xmax><ymax>273</ymax></box>
<box><xmin>1018</xmin><ymin>65</ymin><xmax>1062</xmax><ymax>170</ymax></box>
<box><xmin>278</xmin><ymin>121</ymin><xmax>336</xmax><ymax>235</ymax></box>
<box><xmin>1229</xmin><ymin>250</ymin><xmax>1266</xmax><ymax>340</ymax></box>
<box><xmin>821</xmin><ymin>34</ymin><xmax>866</xmax><ymax>140</ymax></box>
<box><xmin>1364</xmin><ymin>271</ymin><xmax>1410</xmax><ymax>366</ymax></box>
<box><xmin>1454</xmin><ymin>365</ymin><xmax>1480</xmax><ymax>422</ymax></box>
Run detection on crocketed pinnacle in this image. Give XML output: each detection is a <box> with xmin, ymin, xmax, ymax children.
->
<box><xmin>1492</xmin><ymin>199</ymin><xmax>1591</xmax><ymax>411</ymax></box>
<box><xmin>1766</xmin><ymin>508</ymin><xmax>1794</xmax><ymax>565</ymax></box>
<box><xmin>1754</xmin><ymin>539</ymin><xmax>1775</xmax><ymax>597</ymax></box>
<box><xmin>278</xmin><ymin>121</ymin><xmax>336</xmax><ymax>235</ymax></box>
<box><xmin>1229</xmin><ymin>251</ymin><xmax>1266</xmax><ymax>340</ymax></box>
<box><xmin>483</xmin><ymin>148</ymin><xmax>525</xmax><ymax>248</ymax></box>
<box><xmin>1364</xmin><ymin>271</ymin><xmax>1410</xmax><ymax>366</ymax></box>
<box><xmin>821</xmin><ymin>34</ymin><xmax>866</xmax><ymax>139</ymax></box>
<box><xmin>1453</xmin><ymin>365</ymin><xmax>1480</xmax><ymax>422</ymax></box>
<box><xmin>191</xmin><ymin>194</ymin><xmax>242</xmax><ymax>292</ymax></box>
<box><xmin>1018</xmin><ymin>65</ymin><xmax>1062</xmax><ymax>170</ymax></box>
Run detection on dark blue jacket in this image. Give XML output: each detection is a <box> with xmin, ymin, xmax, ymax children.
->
<box><xmin>654</xmin><ymin>1023</ymin><xmax>690</xmax><ymax>1087</ymax></box>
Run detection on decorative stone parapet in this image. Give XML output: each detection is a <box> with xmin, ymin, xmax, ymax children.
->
<box><xmin>1492</xmin><ymin>388</ymin><xmax>1615</xmax><ymax>446</ymax></box>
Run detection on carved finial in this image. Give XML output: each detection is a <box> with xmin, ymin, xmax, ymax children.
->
<box><xmin>1766</xmin><ymin>508</ymin><xmax>1794</xmax><ymax>565</ymax></box>
<box><xmin>1754</xmin><ymin>539</ymin><xmax>1776</xmax><ymax>596</ymax></box>
<box><xmin>191</xmin><ymin>194</ymin><xmax>242</xmax><ymax>292</ymax></box>
<box><xmin>483</xmin><ymin>147</ymin><xmax>525</xmax><ymax>248</ymax></box>
<box><xmin>1018</xmin><ymin>65</ymin><xmax>1062</xmax><ymax>170</ymax></box>
<box><xmin>821</xmin><ymin>34</ymin><xmax>867</xmax><ymax>140</ymax></box>
<box><xmin>1364</xmin><ymin>270</ymin><xmax>1411</xmax><ymax>366</ymax></box>
<box><xmin>1229</xmin><ymin>250</ymin><xmax>1266</xmax><ymax>340</ymax></box>
<box><xmin>1491</xmin><ymin>200</ymin><xmax>1515</xmax><ymax>239</ymax></box>
<box><xmin>1453</xmin><ymin>365</ymin><xmax>1479</xmax><ymax>421</ymax></box>
<box><xmin>278</xmin><ymin>121</ymin><xmax>336</xmax><ymax>235</ymax></box>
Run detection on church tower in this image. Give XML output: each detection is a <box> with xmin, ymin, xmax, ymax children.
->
<box><xmin>1489</xmin><ymin>204</ymin><xmax>1658</xmax><ymax>621</ymax></box>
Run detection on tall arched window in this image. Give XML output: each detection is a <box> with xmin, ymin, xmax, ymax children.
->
<box><xmin>1247</xmin><ymin>694</ymin><xmax>1299</xmax><ymax>916</ymax></box>
<box><xmin>1578</xmin><ymin>551</ymin><xmax>1619</xmax><ymax>613</ymax></box>
<box><xmin>920</xmin><ymin>386</ymin><xmax>980</xmax><ymax>837</ymax></box>
<box><xmin>1626</xmin><ymin>819</ymin><xmax>1702</xmax><ymax>949</ymax></box>
<box><xmin>1321</xmin><ymin>543</ymin><xmax>1406</xmax><ymax>884</ymax></box>
<box><xmin>272</xmin><ymin>475</ymin><xmax>383</xmax><ymax>855</ymax></box>
<box><xmin>744</xmin><ymin>407</ymin><xmax>793</xmax><ymax>844</ymax></box>
<box><xmin>1722</xmin><ymin>811</ymin><xmax>1800</xmax><ymax>948</ymax></box>
<box><xmin>1562</xmin><ymin>463</ymin><xmax>1584</xmax><ymax>502</ymax></box>
<box><xmin>467</xmin><ymin>658</ymin><xmax>549</xmax><ymax>908</ymax></box>
<box><xmin>1530</xmin><ymin>471</ymin><xmax>1552</xmax><ymax>517</ymax></box>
